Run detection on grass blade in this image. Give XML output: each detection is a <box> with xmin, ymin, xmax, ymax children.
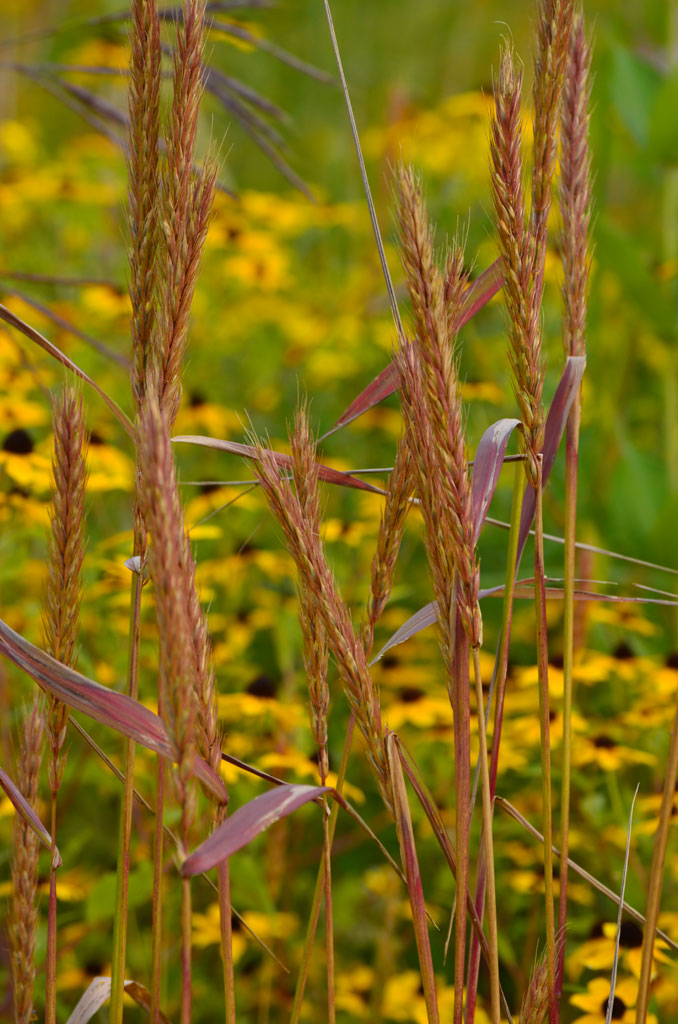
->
<box><xmin>181</xmin><ymin>784</ymin><xmax>329</xmax><ymax>874</ymax></box>
<box><xmin>65</xmin><ymin>977</ymin><xmax>171</xmax><ymax>1024</ymax></box>
<box><xmin>172</xmin><ymin>435</ymin><xmax>388</xmax><ymax>494</ymax></box>
<box><xmin>0</xmin><ymin>619</ymin><xmax>227</xmax><ymax>802</ymax></box>
<box><xmin>325</xmin><ymin>261</ymin><xmax>504</xmax><ymax>436</ymax></box>
<box><xmin>388</xmin><ymin>734</ymin><xmax>440</xmax><ymax>1024</ymax></box>
<box><xmin>606</xmin><ymin>786</ymin><xmax>639</xmax><ymax>1024</ymax></box>
<box><xmin>0</xmin><ymin>303</ymin><xmax>134</xmax><ymax>439</ymax></box>
<box><xmin>0</xmin><ymin>764</ymin><xmax>61</xmax><ymax>867</ymax></box>
<box><xmin>470</xmin><ymin>417</ymin><xmax>521</xmax><ymax>542</ymax></box>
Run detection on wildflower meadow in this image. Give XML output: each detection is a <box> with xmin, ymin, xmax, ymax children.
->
<box><xmin>0</xmin><ymin>1</ymin><xmax>677</xmax><ymax>1022</ymax></box>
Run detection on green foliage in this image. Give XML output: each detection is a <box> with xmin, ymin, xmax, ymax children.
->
<box><xmin>0</xmin><ymin>1</ymin><xmax>677</xmax><ymax>1022</ymax></box>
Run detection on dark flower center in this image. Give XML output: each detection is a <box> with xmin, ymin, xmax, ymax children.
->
<box><xmin>603</xmin><ymin>994</ymin><xmax>627</xmax><ymax>1019</ymax></box>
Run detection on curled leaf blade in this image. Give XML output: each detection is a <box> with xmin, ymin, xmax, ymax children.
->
<box><xmin>470</xmin><ymin>417</ymin><xmax>521</xmax><ymax>542</ymax></box>
<box><xmin>328</xmin><ymin>260</ymin><xmax>504</xmax><ymax>433</ymax></box>
<box><xmin>182</xmin><ymin>784</ymin><xmax>329</xmax><ymax>875</ymax></box>
<box><xmin>0</xmin><ymin>620</ymin><xmax>227</xmax><ymax>803</ymax></box>
<box><xmin>0</xmin><ymin>763</ymin><xmax>61</xmax><ymax>868</ymax></box>
<box><xmin>172</xmin><ymin>435</ymin><xmax>387</xmax><ymax>495</ymax></box>
<box><xmin>0</xmin><ymin>302</ymin><xmax>133</xmax><ymax>439</ymax></box>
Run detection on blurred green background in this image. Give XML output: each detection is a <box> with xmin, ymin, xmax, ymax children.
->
<box><xmin>1</xmin><ymin>1</ymin><xmax>678</xmax><ymax>1021</ymax></box>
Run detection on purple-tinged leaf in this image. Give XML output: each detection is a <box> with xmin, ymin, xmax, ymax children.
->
<box><xmin>0</xmin><ymin>763</ymin><xmax>61</xmax><ymax>868</ymax></box>
<box><xmin>327</xmin><ymin>260</ymin><xmax>504</xmax><ymax>434</ymax></box>
<box><xmin>370</xmin><ymin>603</ymin><xmax>437</xmax><ymax>665</ymax></box>
<box><xmin>1</xmin><ymin>286</ymin><xmax>128</xmax><ymax>368</ymax></box>
<box><xmin>172</xmin><ymin>436</ymin><xmax>387</xmax><ymax>496</ymax></box>
<box><xmin>0</xmin><ymin>620</ymin><xmax>227</xmax><ymax>803</ymax></box>
<box><xmin>0</xmin><ymin>303</ymin><xmax>134</xmax><ymax>439</ymax></box>
<box><xmin>370</xmin><ymin>576</ymin><xmax>678</xmax><ymax>663</ymax></box>
<box><xmin>517</xmin><ymin>355</ymin><xmax>586</xmax><ymax>561</ymax></box>
<box><xmin>182</xmin><ymin>784</ymin><xmax>329</xmax><ymax>876</ymax></box>
<box><xmin>470</xmin><ymin>418</ymin><xmax>521</xmax><ymax>543</ymax></box>
<box><xmin>371</xmin><ymin>357</ymin><xmax>587</xmax><ymax>660</ymax></box>
<box><xmin>65</xmin><ymin>977</ymin><xmax>170</xmax><ymax>1024</ymax></box>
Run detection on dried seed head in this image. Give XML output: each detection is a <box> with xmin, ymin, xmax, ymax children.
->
<box><xmin>43</xmin><ymin>386</ymin><xmax>88</xmax><ymax>796</ymax></box>
<box><xmin>10</xmin><ymin>694</ymin><xmax>44</xmax><ymax>1024</ymax></box>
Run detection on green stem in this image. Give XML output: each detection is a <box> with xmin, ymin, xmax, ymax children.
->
<box><xmin>289</xmin><ymin>713</ymin><xmax>355</xmax><ymax>1024</ymax></box>
<box><xmin>450</xmin><ymin>597</ymin><xmax>471</xmax><ymax>1024</ymax></box>
<box><xmin>465</xmin><ymin>461</ymin><xmax>526</xmax><ymax>1024</ymax></box>
<box><xmin>150</xmin><ymin>753</ymin><xmax>165</xmax><ymax>1024</ymax></box>
<box><xmin>218</xmin><ymin>858</ymin><xmax>236</xmax><ymax>1024</ymax></box>
<box><xmin>472</xmin><ymin>647</ymin><xmax>500</xmax><ymax>1024</ymax></box>
<box><xmin>534</xmin><ymin>469</ymin><xmax>556</xmax><ymax>1024</ymax></box>
<box><xmin>556</xmin><ymin>400</ymin><xmax>581</xmax><ymax>996</ymax></box>
<box><xmin>321</xmin><ymin>791</ymin><xmax>336</xmax><ymax>1024</ymax></box>
<box><xmin>181</xmin><ymin>867</ymin><xmax>192</xmax><ymax>1024</ymax></box>
<box><xmin>109</xmin><ymin>567</ymin><xmax>143</xmax><ymax>1024</ymax></box>
<box><xmin>45</xmin><ymin>791</ymin><xmax>58</xmax><ymax>1024</ymax></box>
<box><xmin>635</xmin><ymin>693</ymin><xmax>678</xmax><ymax>1023</ymax></box>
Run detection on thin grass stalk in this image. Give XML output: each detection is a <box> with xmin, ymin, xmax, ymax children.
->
<box><xmin>471</xmin><ymin>648</ymin><xmax>500</xmax><ymax>1024</ymax></box>
<box><xmin>635</xmin><ymin>693</ymin><xmax>678</xmax><ymax>1022</ymax></box>
<box><xmin>450</xmin><ymin>598</ymin><xmax>472</xmax><ymax>1024</ymax></box>
<box><xmin>388</xmin><ymin>734</ymin><xmax>440</xmax><ymax>1024</ymax></box>
<box><xmin>398</xmin><ymin>740</ymin><xmax>516</xmax><ymax>1022</ymax></box>
<box><xmin>557</xmin><ymin>15</ymin><xmax>592</xmax><ymax>995</ymax></box>
<box><xmin>393</xmin><ymin>166</ymin><xmax>481</xmax><ymax>1024</ymax></box>
<box><xmin>110</xmin><ymin>566</ymin><xmax>144</xmax><ymax>1024</ymax></box>
<box><xmin>150</xmin><ymin>750</ymin><xmax>166</xmax><ymax>1024</ymax></box>
<box><xmin>114</xmin><ymin>1</ymin><xmax>162</xmax><ymax>1016</ymax></box>
<box><xmin>321</xmin><ymin>798</ymin><xmax>335</xmax><ymax>1024</ymax></box>
<box><xmin>217</xmin><ymin>858</ymin><xmax>236</xmax><ymax>1024</ymax></box>
<box><xmin>533</xmin><ymin>469</ymin><xmax>556</xmax><ymax>1023</ymax></box>
<box><xmin>491</xmin><ymin>9</ymin><xmax>574</xmax><ymax>1013</ymax></box>
<box><xmin>289</xmin><ymin>714</ymin><xmax>356</xmax><ymax>1024</ymax></box>
<box><xmin>137</xmin><ymin>392</ymin><xmax>199</xmax><ymax>1024</ymax></box>
<box><xmin>9</xmin><ymin>694</ymin><xmax>43</xmax><ymax>1024</ymax></box>
<box><xmin>290</xmin><ymin>410</ymin><xmax>335</xmax><ymax>1024</ymax></box>
<box><xmin>41</xmin><ymin>385</ymin><xmax>87</xmax><ymax>1024</ymax></box>
<box><xmin>466</xmin><ymin>461</ymin><xmax>526</xmax><ymax>1024</ymax></box>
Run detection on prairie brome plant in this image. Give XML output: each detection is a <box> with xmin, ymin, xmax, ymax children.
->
<box><xmin>2</xmin><ymin>1</ymin><xmax>678</xmax><ymax>1023</ymax></box>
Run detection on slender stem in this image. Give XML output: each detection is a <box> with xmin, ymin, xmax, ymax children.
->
<box><xmin>218</xmin><ymin>859</ymin><xmax>236</xmax><ymax>1024</ymax></box>
<box><xmin>635</xmin><ymin>692</ymin><xmax>678</xmax><ymax>1023</ymax></box>
<box><xmin>533</xmin><ymin>466</ymin><xmax>556</xmax><ymax>1024</ymax></box>
<box><xmin>557</xmin><ymin>401</ymin><xmax>581</xmax><ymax>995</ymax></box>
<box><xmin>466</xmin><ymin>462</ymin><xmax>526</xmax><ymax>1024</ymax></box>
<box><xmin>150</xmin><ymin>753</ymin><xmax>166</xmax><ymax>1023</ymax></box>
<box><xmin>289</xmin><ymin>713</ymin><xmax>355</xmax><ymax>1024</ymax></box>
<box><xmin>472</xmin><ymin>647</ymin><xmax>500</xmax><ymax>1024</ymax></box>
<box><xmin>321</xmin><ymin>793</ymin><xmax>336</xmax><ymax>1024</ymax></box>
<box><xmin>451</xmin><ymin>597</ymin><xmax>471</xmax><ymax>1024</ymax></box>
<box><xmin>109</xmin><ymin>568</ymin><xmax>143</xmax><ymax>1024</ymax></box>
<box><xmin>181</xmin><ymin>868</ymin><xmax>192</xmax><ymax>1024</ymax></box>
<box><xmin>45</xmin><ymin>792</ymin><xmax>58</xmax><ymax>1024</ymax></box>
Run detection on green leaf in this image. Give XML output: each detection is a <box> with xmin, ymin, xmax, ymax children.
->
<box><xmin>648</xmin><ymin>72</ymin><xmax>678</xmax><ymax>165</ymax></box>
<box><xmin>609</xmin><ymin>45</ymin><xmax>662</xmax><ymax>146</ymax></box>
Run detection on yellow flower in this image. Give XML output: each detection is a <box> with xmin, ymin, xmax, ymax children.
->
<box><xmin>0</xmin><ymin>119</ymin><xmax>38</xmax><ymax>168</ymax></box>
<box><xmin>86</xmin><ymin>441</ymin><xmax>135</xmax><ymax>492</ymax></box>
<box><xmin>0</xmin><ymin>449</ymin><xmax>52</xmax><ymax>492</ymax></box>
<box><xmin>570</xmin><ymin>975</ymin><xmax>654</xmax><ymax>1024</ymax></box>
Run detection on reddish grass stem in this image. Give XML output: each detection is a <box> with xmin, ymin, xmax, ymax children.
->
<box><xmin>9</xmin><ymin>695</ymin><xmax>43</xmax><ymax>1024</ymax></box>
<box><xmin>557</xmin><ymin>15</ymin><xmax>592</xmax><ymax>996</ymax></box>
<box><xmin>41</xmin><ymin>386</ymin><xmax>87</xmax><ymax>1024</ymax></box>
